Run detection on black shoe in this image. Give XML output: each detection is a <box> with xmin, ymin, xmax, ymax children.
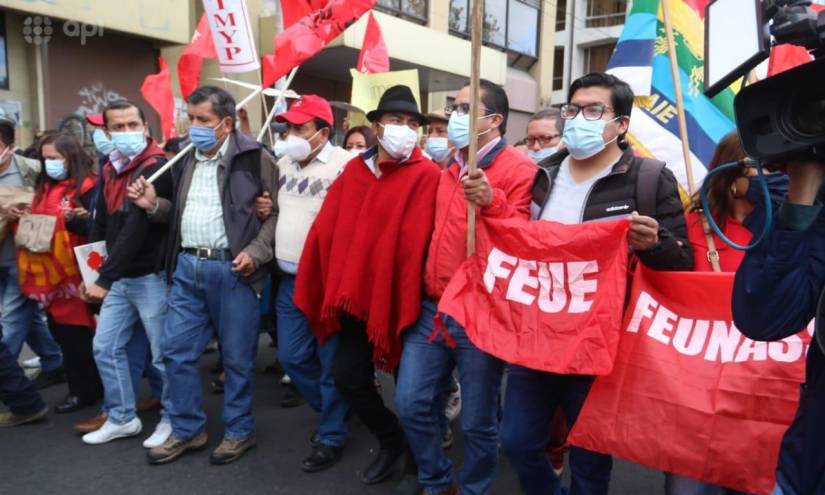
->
<box><xmin>310</xmin><ymin>431</ymin><xmax>321</xmax><ymax>448</ymax></box>
<box><xmin>54</xmin><ymin>395</ymin><xmax>95</xmax><ymax>414</ymax></box>
<box><xmin>393</xmin><ymin>474</ymin><xmax>422</xmax><ymax>495</ymax></box>
<box><xmin>358</xmin><ymin>447</ymin><xmax>404</xmax><ymax>485</ymax></box>
<box><xmin>301</xmin><ymin>444</ymin><xmax>343</xmax><ymax>473</ymax></box>
<box><xmin>31</xmin><ymin>367</ymin><xmax>66</xmax><ymax>390</ymax></box>
<box><xmin>279</xmin><ymin>384</ymin><xmax>305</xmax><ymax>408</ymax></box>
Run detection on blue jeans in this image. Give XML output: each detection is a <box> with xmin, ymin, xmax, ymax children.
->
<box><xmin>0</xmin><ymin>265</ymin><xmax>62</xmax><ymax>372</ymax></box>
<box><xmin>501</xmin><ymin>366</ymin><xmax>613</xmax><ymax>495</ymax></box>
<box><xmin>163</xmin><ymin>253</ymin><xmax>260</xmax><ymax>439</ymax></box>
<box><xmin>395</xmin><ymin>299</ymin><xmax>503</xmax><ymax>495</ymax></box>
<box><xmin>93</xmin><ymin>273</ymin><xmax>170</xmax><ymax>425</ymax></box>
<box><xmin>0</xmin><ymin>338</ymin><xmax>45</xmax><ymax>415</ymax></box>
<box><xmin>276</xmin><ymin>275</ymin><xmax>347</xmax><ymax>448</ymax></box>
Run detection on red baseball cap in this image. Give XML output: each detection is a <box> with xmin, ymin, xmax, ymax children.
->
<box><xmin>275</xmin><ymin>95</ymin><xmax>334</xmax><ymax>127</ymax></box>
<box><xmin>85</xmin><ymin>113</ymin><xmax>104</xmax><ymax>127</ymax></box>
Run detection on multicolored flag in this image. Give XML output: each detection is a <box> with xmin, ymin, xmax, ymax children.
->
<box><xmin>606</xmin><ymin>0</ymin><xmax>736</xmax><ymax>192</ymax></box>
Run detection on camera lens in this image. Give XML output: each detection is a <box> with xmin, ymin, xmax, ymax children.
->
<box><xmin>786</xmin><ymin>96</ymin><xmax>825</xmax><ymax>138</ymax></box>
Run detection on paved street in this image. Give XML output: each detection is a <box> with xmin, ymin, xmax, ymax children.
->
<box><xmin>1</xmin><ymin>337</ymin><xmax>662</xmax><ymax>494</ymax></box>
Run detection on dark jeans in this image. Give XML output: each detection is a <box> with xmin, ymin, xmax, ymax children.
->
<box><xmin>501</xmin><ymin>366</ymin><xmax>613</xmax><ymax>495</ymax></box>
<box><xmin>47</xmin><ymin>316</ymin><xmax>103</xmax><ymax>403</ymax></box>
<box><xmin>332</xmin><ymin>318</ymin><xmax>405</xmax><ymax>451</ymax></box>
<box><xmin>0</xmin><ymin>339</ymin><xmax>45</xmax><ymax>414</ymax></box>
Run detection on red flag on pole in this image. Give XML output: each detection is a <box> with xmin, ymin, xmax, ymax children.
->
<box><xmin>356</xmin><ymin>12</ymin><xmax>389</xmax><ymax>74</ymax></box>
<box><xmin>262</xmin><ymin>0</ymin><xmax>377</xmax><ymax>87</ymax></box>
<box><xmin>281</xmin><ymin>0</ymin><xmax>328</xmax><ymax>29</ymax></box>
<box><xmin>141</xmin><ymin>56</ymin><xmax>177</xmax><ymax>140</ymax></box>
<box><xmin>177</xmin><ymin>14</ymin><xmax>217</xmax><ymax>99</ymax></box>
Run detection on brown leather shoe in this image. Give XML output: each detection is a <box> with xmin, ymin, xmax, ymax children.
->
<box><xmin>136</xmin><ymin>397</ymin><xmax>161</xmax><ymax>413</ymax></box>
<box><xmin>147</xmin><ymin>432</ymin><xmax>208</xmax><ymax>465</ymax></box>
<box><xmin>74</xmin><ymin>411</ymin><xmax>107</xmax><ymax>433</ymax></box>
<box><xmin>209</xmin><ymin>436</ymin><xmax>256</xmax><ymax>465</ymax></box>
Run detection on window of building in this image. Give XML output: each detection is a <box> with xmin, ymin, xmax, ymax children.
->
<box><xmin>585</xmin><ymin>0</ymin><xmax>627</xmax><ymax>28</ymax></box>
<box><xmin>584</xmin><ymin>42</ymin><xmax>617</xmax><ymax>73</ymax></box>
<box><xmin>377</xmin><ymin>0</ymin><xmax>429</xmax><ymax>24</ymax></box>
<box><xmin>556</xmin><ymin>0</ymin><xmax>567</xmax><ymax>32</ymax></box>
<box><xmin>449</xmin><ymin>0</ymin><xmax>541</xmax><ymax>58</ymax></box>
<box><xmin>553</xmin><ymin>47</ymin><xmax>565</xmax><ymax>91</ymax></box>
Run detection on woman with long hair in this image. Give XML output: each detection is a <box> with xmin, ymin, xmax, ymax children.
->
<box><xmin>17</xmin><ymin>132</ymin><xmax>101</xmax><ymax>413</ymax></box>
<box><xmin>343</xmin><ymin>125</ymin><xmax>377</xmax><ymax>153</ymax></box>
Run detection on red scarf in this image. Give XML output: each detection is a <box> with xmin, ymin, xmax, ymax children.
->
<box><xmin>294</xmin><ymin>148</ymin><xmax>441</xmax><ymax>370</ymax></box>
<box><xmin>18</xmin><ymin>176</ymin><xmax>97</xmax><ymax>328</ymax></box>
<box><xmin>103</xmin><ymin>139</ymin><xmax>165</xmax><ymax>214</ymax></box>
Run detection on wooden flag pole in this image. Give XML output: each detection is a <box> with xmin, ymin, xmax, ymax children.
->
<box><xmin>661</xmin><ymin>0</ymin><xmax>721</xmax><ymax>272</ymax></box>
<box><xmin>257</xmin><ymin>67</ymin><xmax>300</xmax><ymax>143</ymax></box>
<box><xmin>466</xmin><ymin>0</ymin><xmax>483</xmax><ymax>256</ymax></box>
<box><xmin>146</xmin><ymin>85</ymin><xmax>264</xmax><ymax>184</ymax></box>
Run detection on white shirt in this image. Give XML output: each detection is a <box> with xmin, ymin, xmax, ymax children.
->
<box><xmin>539</xmin><ymin>157</ymin><xmax>614</xmax><ymax>224</ymax></box>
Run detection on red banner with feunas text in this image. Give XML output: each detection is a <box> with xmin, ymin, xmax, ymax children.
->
<box><xmin>568</xmin><ymin>266</ymin><xmax>809</xmax><ymax>495</ymax></box>
<box><xmin>438</xmin><ymin>217</ymin><xmax>630</xmax><ymax>376</ymax></box>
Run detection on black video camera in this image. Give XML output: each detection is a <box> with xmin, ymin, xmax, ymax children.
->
<box><xmin>704</xmin><ymin>0</ymin><xmax>825</xmax><ymax>164</ymax></box>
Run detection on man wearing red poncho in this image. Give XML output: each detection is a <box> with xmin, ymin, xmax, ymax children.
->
<box><xmin>294</xmin><ymin>85</ymin><xmax>440</xmax><ymax>486</ymax></box>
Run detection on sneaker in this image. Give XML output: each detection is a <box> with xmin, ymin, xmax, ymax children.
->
<box><xmin>82</xmin><ymin>417</ymin><xmax>142</xmax><ymax>445</ymax></box>
<box><xmin>147</xmin><ymin>432</ymin><xmax>208</xmax><ymax>465</ymax></box>
<box><xmin>210</xmin><ymin>436</ymin><xmax>256</xmax><ymax>465</ymax></box>
<box><xmin>22</xmin><ymin>357</ymin><xmax>41</xmax><ymax>369</ymax></box>
<box><xmin>441</xmin><ymin>425</ymin><xmax>454</xmax><ymax>450</ymax></box>
<box><xmin>143</xmin><ymin>421</ymin><xmax>173</xmax><ymax>449</ymax></box>
<box><xmin>444</xmin><ymin>382</ymin><xmax>461</xmax><ymax>422</ymax></box>
<box><xmin>0</xmin><ymin>406</ymin><xmax>48</xmax><ymax>427</ymax></box>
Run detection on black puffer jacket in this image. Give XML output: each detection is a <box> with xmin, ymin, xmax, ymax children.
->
<box><xmin>532</xmin><ymin>148</ymin><xmax>693</xmax><ymax>271</ymax></box>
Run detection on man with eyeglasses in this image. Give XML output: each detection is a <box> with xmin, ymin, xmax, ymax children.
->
<box><xmin>394</xmin><ymin>79</ymin><xmax>536</xmax><ymax>495</ymax></box>
<box><xmin>497</xmin><ymin>72</ymin><xmax>693</xmax><ymax>495</ymax></box>
<box><xmin>525</xmin><ymin>108</ymin><xmax>565</xmax><ymax>164</ymax></box>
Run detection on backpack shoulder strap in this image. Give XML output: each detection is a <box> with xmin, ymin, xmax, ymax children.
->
<box><xmin>635</xmin><ymin>159</ymin><xmax>665</xmax><ymax>218</ymax></box>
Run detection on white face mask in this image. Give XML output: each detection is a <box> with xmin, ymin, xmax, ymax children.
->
<box><xmin>283</xmin><ymin>130</ymin><xmax>322</xmax><ymax>163</ymax></box>
<box><xmin>378</xmin><ymin>123</ymin><xmax>418</xmax><ymax>160</ymax></box>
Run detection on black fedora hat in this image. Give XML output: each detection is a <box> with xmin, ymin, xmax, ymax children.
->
<box><xmin>366</xmin><ymin>85</ymin><xmax>429</xmax><ymax>126</ymax></box>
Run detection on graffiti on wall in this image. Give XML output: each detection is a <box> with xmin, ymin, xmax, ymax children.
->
<box><xmin>75</xmin><ymin>81</ymin><xmax>126</xmax><ymax>116</ymax></box>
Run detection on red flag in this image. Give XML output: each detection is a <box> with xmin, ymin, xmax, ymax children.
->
<box><xmin>438</xmin><ymin>217</ymin><xmax>630</xmax><ymax>376</ymax></box>
<box><xmin>141</xmin><ymin>56</ymin><xmax>176</xmax><ymax>140</ymax></box>
<box><xmin>281</xmin><ymin>0</ymin><xmax>328</xmax><ymax>29</ymax></box>
<box><xmin>263</xmin><ymin>0</ymin><xmax>377</xmax><ymax>87</ymax></box>
<box><xmin>178</xmin><ymin>14</ymin><xmax>217</xmax><ymax>99</ymax></box>
<box><xmin>568</xmin><ymin>267</ymin><xmax>809</xmax><ymax>495</ymax></box>
<box><xmin>356</xmin><ymin>12</ymin><xmax>389</xmax><ymax>74</ymax></box>
<box><xmin>767</xmin><ymin>4</ymin><xmax>824</xmax><ymax>76</ymax></box>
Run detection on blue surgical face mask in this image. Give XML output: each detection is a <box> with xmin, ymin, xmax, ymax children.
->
<box><xmin>45</xmin><ymin>159</ymin><xmax>68</xmax><ymax>181</ymax></box>
<box><xmin>110</xmin><ymin>131</ymin><xmax>146</xmax><ymax>157</ymax></box>
<box><xmin>527</xmin><ymin>146</ymin><xmax>558</xmax><ymax>163</ymax></box>
<box><xmin>746</xmin><ymin>174</ymin><xmax>789</xmax><ymax>206</ymax></box>
<box><xmin>93</xmin><ymin>128</ymin><xmax>115</xmax><ymax>156</ymax></box>
<box><xmin>562</xmin><ymin>115</ymin><xmax>619</xmax><ymax>160</ymax></box>
<box><xmin>189</xmin><ymin>124</ymin><xmax>220</xmax><ymax>152</ymax></box>
<box><xmin>425</xmin><ymin>137</ymin><xmax>450</xmax><ymax>162</ymax></box>
<box><xmin>447</xmin><ymin>112</ymin><xmax>494</xmax><ymax>150</ymax></box>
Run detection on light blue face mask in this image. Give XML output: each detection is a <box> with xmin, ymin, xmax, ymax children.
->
<box><xmin>527</xmin><ymin>146</ymin><xmax>558</xmax><ymax>163</ymax></box>
<box><xmin>189</xmin><ymin>124</ymin><xmax>220</xmax><ymax>152</ymax></box>
<box><xmin>92</xmin><ymin>129</ymin><xmax>115</xmax><ymax>156</ymax></box>
<box><xmin>425</xmin><ymin>137</ymin><xmax>450</xmax><ymax>162</ymax></box>
<box><xmin>45</xmin><ymin>159</ymin><xmax>68</xmax><ymax>181</ymax></box>
<box><xmin>110</xmin><ymin>131</ymin><xmax>146</xmax><ymax>157</ymax></box>
<box><xmin>447</xmin><ymin>112</ymin><xmax>494</xmax><ymax>150</ymax></box>
<box><xmin>562</xmin><ymin>115</ymin><xmax>619</xmax><ymax>160</ymax></box>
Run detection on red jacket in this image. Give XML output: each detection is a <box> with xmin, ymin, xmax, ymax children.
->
<box><xmin>424</xmin><ymin>139</ymin><xmax>536</xmax><ymax>300</ymax></box>
<box><xmin>686</xmin><ymin>211</ymin><xmax>750</xmax><ymax>272</ymax></box>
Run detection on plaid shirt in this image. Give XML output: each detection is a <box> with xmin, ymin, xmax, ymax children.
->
<box><xmin>180</xmin><ymin>138</ymin><xmax>230</xmax><ymax>250</ymax></box>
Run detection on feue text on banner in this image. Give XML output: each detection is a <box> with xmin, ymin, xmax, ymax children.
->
<box><xmin>438</xmin><ymin>217</ymin><xmax>630</xmax><ymax>376</ymax></box>
<box><xmin>568</xmin><ymin>266</ymin><xmax>810</xmax><ymax>495</ymax></box>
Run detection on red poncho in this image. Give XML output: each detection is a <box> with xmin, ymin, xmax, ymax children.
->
<box><xmin>294</xmin><ymin>147</ymin><xmax>440</xmax><ymax>370</ymax></box>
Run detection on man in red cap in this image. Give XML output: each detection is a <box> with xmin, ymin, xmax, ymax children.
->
<box><xmin>272</xmin><ymin>95</ymin><xmax>354</xmax><ymax>473</ymax></box>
